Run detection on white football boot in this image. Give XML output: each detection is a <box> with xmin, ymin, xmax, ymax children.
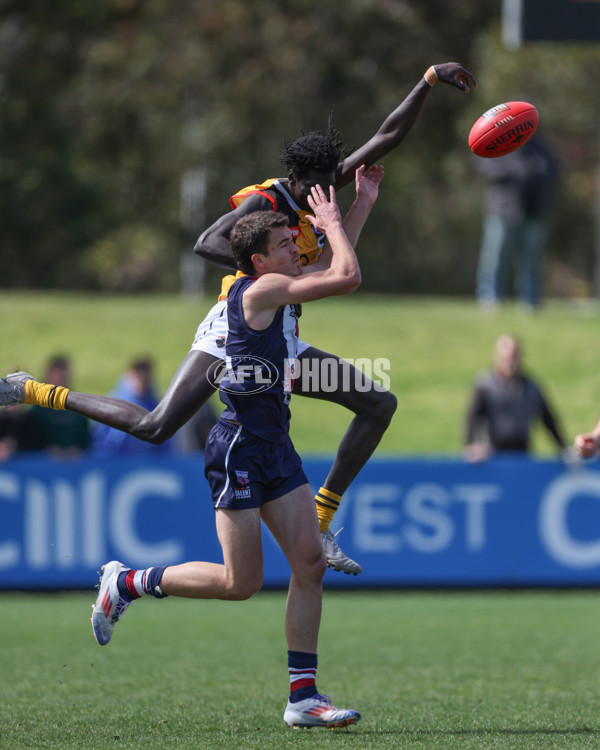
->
<box><xmin>91</xmin><ymin>561</ymin><xmax>133</xmax><ymax>646</ymax></box>
<box><xmin>284</xmin><ymin>694</ymin><xmax>361</xmax><ymax>729</ymax></box>
<box><xmin>0</xmin><ymin>371</ymin><xmax>36</xmax><ymax>407</ymax></box>
<box><xmin>320</xmin><ymin>529</ymin><xmax>362</xmax><ymax>575</ymax></box>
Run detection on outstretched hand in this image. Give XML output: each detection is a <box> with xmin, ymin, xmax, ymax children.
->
<box><xmin>574</xmin><ymin>433</ymin><xmax>599</xmax><ymax>459</ymax></box>
<box><xmin>434</xmin><ymin>62</ymin><xmax>477</xmax><ymax>93</ymax></box>
<box><xmin>355</xmin><ymin>164</ymin><xmax>384</xmax><ymax>207</ymax></box>
<box><xmin>306</xmin><ymin>184</ymin><xmax>342</xmax><ymax>234</ymax></box>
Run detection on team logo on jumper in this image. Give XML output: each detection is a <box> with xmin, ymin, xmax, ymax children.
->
<box><xmin>206</xmin><ymin>356</ymin><xmax>279</xmax><ymax>394</ymax></box>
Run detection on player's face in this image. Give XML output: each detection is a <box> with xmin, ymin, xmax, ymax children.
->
<box><xmin>262</xmin><ymin>225</ymin><xmax>302</xmax><ymax>276</ymax></box>
<box><xmin>289</xmin><ymin>169</ymin><xmax>336</xmax><ymax>210</ymax></box>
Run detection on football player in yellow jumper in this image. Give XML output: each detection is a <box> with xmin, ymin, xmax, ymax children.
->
<box><xmin>192</xmin><ymin>62</ymin><xmax>475</xmax><ymax>574</ymax></box>
<box><xmin>1</xmin><ymin>62</ymin><xmax>475</xmax><ymax>576</ymax></box>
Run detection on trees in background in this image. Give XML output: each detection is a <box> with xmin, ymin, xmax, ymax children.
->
<box><xmin>1</xmin><ymin>1</ymin><xmax>598</xmax><ymax>295</ymax></box>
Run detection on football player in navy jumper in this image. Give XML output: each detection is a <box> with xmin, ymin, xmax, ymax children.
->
<box><xmin>197</xmin><ymin>184</ymin><xmax>363</xmax><ymax>727</ymax></box>
<box><xmin>193</xmin><ymin>62</ymin><xmax>475</xmax><ymax>574</ymax></box>
<box><xmin>0</xmin><ymin>177</ymin><xmax>378</xmax><ymax>728</ymax></box>
<box><xmin>0</xmin><ymin>62</ymin><xmax>476</xmax><ymax>576</ymax></box>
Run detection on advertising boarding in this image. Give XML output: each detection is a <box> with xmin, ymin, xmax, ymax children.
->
<box><xmin>1</xmin><ymin>455</ymin><xmax>600</xmax><ymax>588</ymax></box>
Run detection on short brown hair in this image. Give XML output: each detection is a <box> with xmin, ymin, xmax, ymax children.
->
<box><xmin>230</xmin><ymin>211</ymin><xmax>289</xmax><ymax>275</ymax></box>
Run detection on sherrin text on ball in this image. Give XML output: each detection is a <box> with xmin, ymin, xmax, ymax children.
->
<box><xmin>468</xmin><ymin>101</ymin><xmax>538</xmax><ymax>158</ymax></box>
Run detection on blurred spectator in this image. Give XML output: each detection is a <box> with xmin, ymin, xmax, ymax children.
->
<box><xmin>91</xmin><ymin>357</ymin><xmax>173</xmax><ymax>457</ymax></box>
<box><xmin>20</xmin><ymin>355</ymin><xmax>91</xmax><ymax>457</ymax></box>
<box><xmin>474</xmin><ymin>134</ymin><xmax>558</xmax><ymax>312</ymax></box>
<box><xmin>0</xmin><ymin>406</ymin><xmax>24</xmax><ymax>461</ymax></box>
<box><xmin>176</xmin><ymin>400</ymin><xmax>218</xmax><ymax>454</ymax></box>
<box><xmin>464</xmin><ymin>334</ymin><xmax>566</xmax><ymax>462</ymax></box>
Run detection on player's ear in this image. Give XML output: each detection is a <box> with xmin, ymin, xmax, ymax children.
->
<box><xmin>251</xmin><ymin>252</ymin><xmax>268</xmax><ymax>271</ymax></box>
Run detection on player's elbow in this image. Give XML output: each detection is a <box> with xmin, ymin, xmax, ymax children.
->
<box><xmin>338</xmin><ymin>269</ymin><xmax>362</xmax><ymax>294</ymax></box>
<box><xmin>194</xmin><ymin>230</ymin><xmax>212</xmax><ymax>259</ymax></box>
<box><xmin>195</xmin><ymin>229</ymin><xmax>237</xmax><ymax>270</ymax></box>
<box><xmin>350</xmin><ymin>270</ymin><xmax>362</xmax><ymax>291</ymax></box>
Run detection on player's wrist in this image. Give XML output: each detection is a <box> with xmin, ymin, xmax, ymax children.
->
<box><xmin>424</xmin><ymin>65</ymin><xmax>438</xmax><ymax>87</ymax></box>
<box><xmin>323</xmin><ymin>220</ymin><xmax>345</xmax><ymax>236</ymax></box>
<box><xmin>351</xmin><ymin>195</ymin><xmax>376</xmax><ymax>215</ymax></box>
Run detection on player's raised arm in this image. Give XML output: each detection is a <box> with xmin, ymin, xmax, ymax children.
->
<box><xmin>334</xmin><ymin>62</ymin><xmax>476</xmax><ymax>189</ymax></box>
<box><xmin>244</xmin><ymin>185</ymin><xmax>361</xmax><ymax>319</ymax></box>
<box><xmin>307</xmin><ymin>184</ymin><xmax>361</xmax><ymax>291</ymax></box>
<box><xmin>341</xmin><ymin>164</ymin><xmax>384</xmax><ymax>247</ymax></box>
<box><xmin>305</xmin><ymin>165</ymin><xmax>384</xmax><ymax>274</ymax></box>
<box><xmin>194</xmin><ymin>193</ymin><xmax>275</xmax><ymax>269</ymax></box>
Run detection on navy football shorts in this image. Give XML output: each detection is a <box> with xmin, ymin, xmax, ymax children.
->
<box><xmin>204</xmin><ymin>418</ymin><xmax>309</xmax><ymax>510</ymax></box>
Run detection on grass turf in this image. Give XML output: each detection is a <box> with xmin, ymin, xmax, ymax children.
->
<box><xmin>3</xmin><ymin>293</ymin><xmax>600</xmax><ymax>747</ymax></box>
<box><xmin>2</xmin><ymin>590</ymin><xmax>600</xmax><ymax>749</ymax></box>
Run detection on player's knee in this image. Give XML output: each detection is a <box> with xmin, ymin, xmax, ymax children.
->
<box><xmin>314</xmin><ymin>552</ymin><xmax>327</xmax><ymax>583</ymax></box>
<box><xmin>377</xmin><ymin>389</ymin><xmax>398</xmax><ymax>425</ymax></box>
<box><xmin>134</xmin><ymin>417</ymin><xmax>175</xmax><ymax>445</ymax></box>
<box><xmin>309</xmin><ymin>554</ymin><xmax>327</xmax><ymax>587</ymax></box>
<box><xmin>225</xmin><ymin>572</ymin><xmax>264</xmax><ymax>601</ymax></box>
<box><xmin>295</xmin><ymin>548</ymin><xmax>326</xmax><ymax>587</ymax></box>
<box><xmin>357</xmin><ymin>387</ymin><xmax>397</xmax><ymax>426</ymax></box>
<box><xmin>142</xmin><ymin>426</ymin><xmax>174</xmax><ymax>445</ymax></box>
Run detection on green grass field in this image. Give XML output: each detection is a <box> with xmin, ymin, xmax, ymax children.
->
<box><xmin>3</xmin><ymin>293</ymin><xmax>600</xmax><ymax>748</ymax></box>
<box><xmin>2</xmin><ymin>590</ymin><xmax>600</xmax><ymax>749</ymax></box>
<box><xmin>1</xmin><ymin>292</ymin><xmax>599</xmax><ymax>456</ymax></box>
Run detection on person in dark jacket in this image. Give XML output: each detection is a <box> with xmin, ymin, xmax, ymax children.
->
<box><xmin>475</xmin><ymin>134</ymin><xmax>558</xmax><ymax>311</ymax></box>
<box><xmin>464</xmin><ymin>334</ymin><xmax>566</xmax><ymax>462</ymax></box>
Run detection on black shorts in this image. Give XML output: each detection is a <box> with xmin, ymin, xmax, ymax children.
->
<box><xmin>204</xmin><ymin>419</ymin><xmax>308</xmax><ymax>510</ymax></box>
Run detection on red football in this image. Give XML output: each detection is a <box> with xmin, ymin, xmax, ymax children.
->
<box><xmin>468</xmin><ymin>101</ymin><xmax>539</xmax><ymax>158</ymax></box>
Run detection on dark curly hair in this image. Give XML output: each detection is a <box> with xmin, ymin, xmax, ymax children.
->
<box><xmin>280</xmin><ymin>116</ymin><xmax>354</xmax><ymax>180</ymax></box>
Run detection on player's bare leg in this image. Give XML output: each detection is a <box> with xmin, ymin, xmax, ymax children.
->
<box><xmin>160</xmin><ymin>507</ymin><xmax>265</xmax><ymax>599</ymax></box>
<box><xmin>0</xmin><ymin>351</ymin><xmax>220</xmax><ymax>443</ymax></box>
<box><xmin>64</xmin><ymin>350</ymin><xmax>220</xmax><ymax>443</ymax></box>
<box><xmin>262</xmin><ymin>485</ymin><xmax>360</xmax><ymax>728</ymax></box>
<box><xmin>91</xmin><ymin>507</ymin><xmax>265</xmax><ymax>645</ymax></box>
<box><xmin>261</xmin><ymin>484</ymin><xmax>325</xmax><ymax>653</ymax></box>
<box><xmin>295</xmin><ymin>346</ymin><xmax>397</xmax><ymax>575</ymax></box>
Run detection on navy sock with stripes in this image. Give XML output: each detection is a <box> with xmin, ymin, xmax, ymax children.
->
<box><xmin>116</xmin><ymin>566</ymin><xmax>169</xmax><ymax>599</ymax></box>
<box><xmin>288</xmin><ymin>650</ymin><xmax>319</xmax><ymax>703</ymax></box>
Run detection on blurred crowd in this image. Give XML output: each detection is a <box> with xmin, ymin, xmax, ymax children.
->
<box><xmin>0</xmin><ymin>334</ymin><xmax>573</xmax><ymax>466</ymax></box>
<box><xmin>0</xmin><ymin>354</ymin><xmax>217</xmax><ymax>462</ymax></box>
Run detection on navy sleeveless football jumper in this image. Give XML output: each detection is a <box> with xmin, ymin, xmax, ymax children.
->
<box><xmin>203</xmin><ymin>275</ymin><xmax>308</xmax><ymax>509</ymax></box>
<box><xmin>219</xmin><ymin>275</ymin><xmax>300</xmax><ymax>442</ymax></box>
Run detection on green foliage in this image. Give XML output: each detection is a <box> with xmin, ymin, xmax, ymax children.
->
<box><xmin>1</xmin><ymin>2</ymin><xmax>599</xmax><ymax>296</ymax></box>
<box><xmin>81</xmin><ymin>224</ymin><xmax>175</xmax><ymax>290</ymax></box>
<box><xmin>2</xmin><ymin>591</ymin><xmax>600</xmax><ymax>748</ymax></box>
